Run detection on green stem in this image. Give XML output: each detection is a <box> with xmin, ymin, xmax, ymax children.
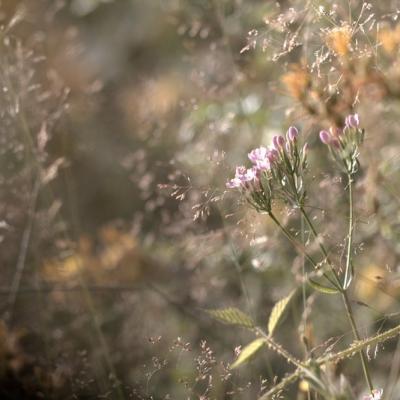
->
<box><xmin>259</xmin><ymin>322</ymin><xmax>400</xmax><ymax>400</ymax></box>
<box><xmin>299</xmin><ymin>204</ymin><xmax>374</xmax><ymax>393</ymax></box>
<box><xmin>256</xmin><ymin>329</ymin><xmax>328</xmax><ymax>396</ymax></box>
<box><xmin>341</xmin><ymin>290</ymin><xmax>374</xmax><ymax>392</ymax></box>
<box><xmin>344</xmin><ymin>174</ymin><xmax>353</xmax><ymax>288</ymax></box>
<box><xmin>268</xmin><ymin>212</ymin><xmax>339</xmax><ymax>289</ymax></box>
<box><xmin>268</xmin><ymin>212</ymin><xmax>317</xmax><ymax>267</ymax></box>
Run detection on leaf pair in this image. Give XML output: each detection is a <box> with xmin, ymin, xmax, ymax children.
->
<box><xmin>208</xmin><ymin>290</ymin><xmax>296</xmax><ymax>369</ymax></box>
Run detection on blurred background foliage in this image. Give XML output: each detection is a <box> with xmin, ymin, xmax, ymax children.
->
<box><xmin>2</xmin><ymin>0</ymin><xmax>400</xmax><ymax>398</ymax></box>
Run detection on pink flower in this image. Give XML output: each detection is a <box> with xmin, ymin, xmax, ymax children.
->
<box><xmin>272</xmin><ymin>135</ymin><xmax>285</xmax><ymax>150</ymax></box>
<box><xmin>267</xmin><ymin>148</ymin><xmax>279</xmax><ymax>163</ymax></box>
<box><xmin>287</xmin><ymin>126</ymin><xmax>299</xmax><ymax>142</ymax></box>
<box><xmin>226</xmin><ymin>178</ymin><xmax>242</xmax><ymax>188</ymax></box>
<box><xmin>362</xmin><ymin>388</ymin><xmax>383</xmax><ymax>400</ymax></box>
<box><xmin>248</xmin><ymin>146</ymin><xmax>268</xmax><ymax>164</ymax></box>
<box><xmin>345</xmin><ymin>113</ymin><xmax>360</xmax><ymax>128</ymax></box>
<box><xmin>235</xmin><ymin>166</ymin><xmax>247</xmax><ymax>177</ymax></box>
<box><xmin>226</xmin><ymin>165</ymin><xmax>260</xmax><ymax>189</ymax></box>
<box><xmin>243</xmin><ymin>167</ymin><xmax>257</xmax><ymax>182</ymax></box>
<box><xmin>226</xmin><ymin>166</ymin><xmax>248</xmax><ymax>189</ymax></box>
<box><xmin>255</xmin><ymin>158</ymin><xmax>270</xmax><ymax>171</ymax></box>
<box><xmin>319</xmin><ymin>130</ymin><xmax>331</xmax><ymax>145</ymax></box>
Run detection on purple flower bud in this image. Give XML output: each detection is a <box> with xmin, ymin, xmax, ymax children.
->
<box><xmin>287</xmin><ymin>126</ymin><xmax>299</xmax><ymax>142</ymax></box>
<box><xmin>345</xmin><ymin>113</ymin><xmax>360</xmax><ymax>128</ymax></box>
<box><xmin>319</xmin><ymin>130</ymin><xmax>331</xmax><ymax>145</ymax></box>
<box><xmin>267</xmin><ymin>148</ymin><xmax>279</xmax><ymax>162</ymax></box>
<box><xmin>272</xmin><ymin>135</ymin><xmax>285</xmax><ymax>150</ymax></box>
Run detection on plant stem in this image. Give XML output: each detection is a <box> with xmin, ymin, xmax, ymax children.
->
<box><xmin>299</xmin><ymin>203</ymin><xmax>374</xmax><ymax>393</ymax></box>
<box><xmin>268</xmin><ymin>211</ymin><xmax>339</xmax><ymax>289</ymax></box>
<box><xmin>256</xmin><ymin>328</ymin><xmax>305</xmax><ymax>369</ymax></box>
<box><xmin>259</xmin><ymin>322</ymin><xmax>400</xmax><ymax>400</ymax></box>
<box><xmin>344</xmin><ymin>174</ymin><xmax>354</xmax><ymax>288</ymax></box>
<box><xmin>256</xmin><ymin>329</ymin><xmax>328</xmax><ymax>396</ymax></box>
<box><xmin>341</xmin><ymin>289</ymin><xmax>374</xmax><ymax>392</ymax></box>
<box><xmin>268</xmin><ymin>212</ymin><xmax>316</xmax><ymax>266</ymax></box>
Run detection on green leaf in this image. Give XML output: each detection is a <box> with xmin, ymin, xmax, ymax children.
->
<box><xmin>230</xmin><ymin>338</ymin><xmax>266</xmax><ymax>369</ymax></box>
<box><xmin>207</xmin><ymin>308</ymin><xmax>254</xmax><ymax>328</ymax></box>
<box><xmin>268</xmin><ymin>290</ymin><xmax>295</xmax><ymax>336</ymax></box>
<box><xmin>308</xmin><ymin>279</ymin><xmax>340</xmax><ymax>294</ymax></box>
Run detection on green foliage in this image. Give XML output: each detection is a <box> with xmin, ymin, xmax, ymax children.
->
<box><xmin>230</xmin><ymin>338</ymin><xmax>266</xmax><ymax>369</ymax></box>
<box><xmin>308</xmin><ymin>279</ymin><xmax>340</xmax><ymax>295</ymax></box>
<box><xmin>267</xmin><ymin>290</ymin><xmax>295</xmax><ymax>336</ymax></box>
<box><xmin>208</xmin><ymin>307</ymin><xmax>254</xmax><ymax>329</ymax></box>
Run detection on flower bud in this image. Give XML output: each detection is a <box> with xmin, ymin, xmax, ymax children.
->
<box><xmin>287</xmin><ymin>126</ymin><xmax>299</xmax><ymax>142</ymax></box>
<box><xmin>319</xmin><ymin>130</ymin><xmax>331</xmax><ymax>144</ymax></box>
<box><xmin>272</xmin><ymin>135</ymin><xmax>285</xmax><ymax>150</ymax></box>
<box><xmin>267</xmin><ymin>149</ymin><xmax>279</xmax><ymax>162</ymax></box>
<box><xmin>329</xmin><ymin>126</ymin><xmax>342</xmax><ymax>137</ymax></box>
<box><xmin>345</xmin><ymin>113</ymin><xmax>360</xmax><ymax>128</ymax></box>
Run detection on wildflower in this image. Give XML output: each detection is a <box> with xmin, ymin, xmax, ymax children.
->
<box><xmin>287</xmin><ymin>126</ymin><xmax>298</xmax><ymax>142</ymax></box>
<box><xmin>319</xmin><ymin>130</ymin><xmax>331</xmax><ymax>144</ymax></box>
<box><xmin>345</xmin><ymin>113</ymin><xmax>360</xmax><ymax>129</ymax></box>
<box><xmin>248</xmin><ymin>146</ymin><xmax>268</xmax><ymax>164</ymax></box>
<box><xmin>248</xmin><ymin>147</ymin><xmax>272</xmax><ymax>171</ymax></box>
<box><xmin>319</xmin><ymin>113</ymin><xmax>364</xmax><ymax>175</ymax></box>
<box><xmin>272</xmin><ymin>135</ymin><xmax>285</xmax><ymax>150</ymax></box>
<box><xmin>225</xmin><ymin>166</ymin><xmax>249</xmax><ymax>189</ymax></box>
<box><xmin>267</xmin><ymin>148</ymin><xmax>279</xmax><ymax>163</ymax></box>
<box><xmin>226</xmin><ymin>126</ymin><xmax>308</xmax><ymax>212</ymax></box>
<box><xmin>362</xmin><ymin>388</ymin><xmax>383</xmax><ymax>400</ymax></box>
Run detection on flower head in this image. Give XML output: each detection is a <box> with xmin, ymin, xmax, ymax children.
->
<box><xmin>319</xmin><ymin>130</ymin><xmax>331</xmax><ymax>144</ymax></box>
<box><xmin>345</xmin><ymin>113</ymin><xmax>360</xmax><ymax>129</ymax></box>
<box><xmin>287</xmin><ymin>126</ymin><xmax>299</xmax><ymax>142</ymax></box>
<box><xmin>319</xmin><ymin>113</ymin><xmax>364</xmax><ymax>175</ymax></box>
<box><xmin>248</xmin><ymin>146</ymin><xmax>268</xmax><ymax>164</ymax></box>
<box><xmin>226</xmin><ymin>126</ymin><xmax>308</xmax><ymax>212</ymax></box>
<box><xmin>272</xmin><ymin>135</ymin><xmax>285</xmax><ymax>150</ymax></box>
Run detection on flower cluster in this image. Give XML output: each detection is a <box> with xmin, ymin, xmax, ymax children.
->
<box><xmin>226</xmin><ymin>126</ymin><xmax>308</xmax><ymax>213</ymax></box>
<box><xmin>319</xmin><ymin>113</ymin><xmax>364</xmax><ymax>175</ymax></box>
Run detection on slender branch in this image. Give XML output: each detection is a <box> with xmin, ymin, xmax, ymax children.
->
<box><xmin>299</xmin><ymin>204</ymin><xmax>374</xmax><ymax>392</ymax></box>
<box><xmin>255</xmin><ymin>329</ymin><xmax>327</xmax><ymax>397</ymax></box>
<box><xmin>255</xmin><ymin>328</ymin><xmax>305</xmax><ymax>370</ymax></box>
<box><xmin>6</xmin><ymin>178</ymin><xmax>40</xmax><ymax>322</ymax></box>
<box><xmin>259</xmin><ymin>323</ymin><xmax>400</xmax><ymax>399</ymax></box>
<box><xmin>316</xmin><ymin>323</ymin><xmax>400</xmax><ymax>365</ymax></box>
<box><xmin>258</xmin><ymin>367</ymin><xmax>302</xmax><ymax>399</ymax></box>
<box><xmin>344</xmin><ymin>174</ymin><xmax>354</xmax><ymax>288</ymax></box>
<box><xmin>268</xmin><ymin>211</ymin><xmax>340</xmax><ymax>289</ymax></box>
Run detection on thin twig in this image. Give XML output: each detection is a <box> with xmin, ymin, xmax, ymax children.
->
<box><xmin>5</xmin><ymin>177</ymin><xmax>40</xmax><ymax>322</ymax></box>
